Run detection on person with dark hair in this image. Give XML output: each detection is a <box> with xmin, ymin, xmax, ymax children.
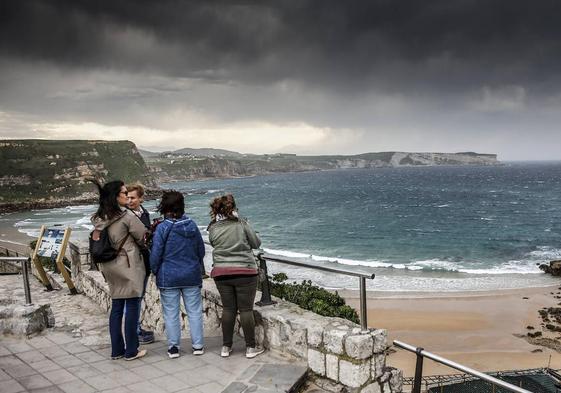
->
<box><xmin>208</xmin><ymin>194</ymin><xmax>264</xmax><ymax>359</ymax></box>
<box><xmin>91</xmin><ymin>180</ymin><xmax>148</xmax><ymax>361</ymax></box>
<box><xmin>150</xmin><ymin>190</ymin><xmax>205</xmax><ymax>358</ymax></box>
<box><xmin>126</xmin><ymin>182</ymin><xmax>154</xmax><ymax>345</ymax></box>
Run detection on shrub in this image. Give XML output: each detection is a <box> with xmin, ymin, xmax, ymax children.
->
<box><xmin>268</xmin><ymin>273</ymin><xmax>359</xmax><ymax>324</ymax></box>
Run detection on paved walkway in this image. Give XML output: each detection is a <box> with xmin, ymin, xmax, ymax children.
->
<box><xmin>0</xmin><ymin>274</ymin><xmax>308</xmax><ymax>393</ymax></box>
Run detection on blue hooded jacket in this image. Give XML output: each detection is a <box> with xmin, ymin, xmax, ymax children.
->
<box><xmin>150</xmin><ymin>215</ymin><xmax>205</xmax><ymax>288</ymax></box>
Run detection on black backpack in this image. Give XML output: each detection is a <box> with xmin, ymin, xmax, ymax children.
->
<box><xmin>89</xmin><ymin>216</ymin><xmax>129</xmax><ymax>264</ymax></box>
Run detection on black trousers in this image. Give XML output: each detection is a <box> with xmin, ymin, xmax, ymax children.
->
<box><xmin>214</xmin><ymin>275</ymin><xmax>258</xmax><ymax>348</ymax></box>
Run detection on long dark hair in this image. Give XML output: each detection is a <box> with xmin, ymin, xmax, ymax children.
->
<box><xmin>92</xmin><ymin>180</ymin><xmax>124</xmax><ymax>220</ymax></box>
<box><xmin>157</xmin><ymin>190</ymin><xmax>185</xmax><ymax>219</ymax></box>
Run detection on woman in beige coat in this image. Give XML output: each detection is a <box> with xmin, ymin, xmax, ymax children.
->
<box><xmin>91</xmin><ymin>180</ymin><xmax>148</xmax><ymax>360</ymax></box>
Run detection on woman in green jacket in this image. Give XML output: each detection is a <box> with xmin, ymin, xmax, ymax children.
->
<box><xmin>208</xmin><ymin>194</ymin><xmax>264</xmax><ymax>359</ymax></box>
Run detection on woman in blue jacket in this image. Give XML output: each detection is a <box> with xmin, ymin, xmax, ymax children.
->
<box><xmin>150</xmin><ymin>190</ymin><xmax>205</xmax><ymax>358</ymax></box>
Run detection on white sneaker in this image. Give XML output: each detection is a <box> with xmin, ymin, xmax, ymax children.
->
<box><xmin>192</xmin><ymin>347</ymin><xmax>204</xmax><ymax>356</ymax></box>
<box><xmin>246</xmin><ymin>347</ymin><xmax>265</xmax><ymax>359</ymax></box>
<box><xmin>221</xmin><ymin>346</ymin><xmax>232</xmax><ymax>357</ymax></box>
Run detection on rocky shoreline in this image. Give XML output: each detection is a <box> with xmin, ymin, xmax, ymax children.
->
<box><xmin>519</xmin><ymin>261</ymin><xmax>561</xmax><ymax>352</ymax></box>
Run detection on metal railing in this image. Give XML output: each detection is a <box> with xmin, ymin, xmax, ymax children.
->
<box><xmin>256</xmin><ymin>251</ymin><xmax>375</xmax><ymax>332</ymax></box>
<box><xmin>0</xmin><ymin>256</ymin><xmax>33</xmax><ymax>305</ymax></box>
<box><xmin>393</xmin><ymin>340</ymin><xmax>533</xmax><ymax>393</ymax></box>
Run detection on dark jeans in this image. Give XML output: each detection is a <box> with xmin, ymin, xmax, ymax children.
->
<box><xmin>110</xmin><ymin>297</ymin><xmax>141</xmax><ymax>358</ymax></box>
<box><xmin>214</xmin><ymin>275</ymin><xmax>258</xmax><ymax>348</ymax></box>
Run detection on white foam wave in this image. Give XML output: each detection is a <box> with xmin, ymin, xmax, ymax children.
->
<box><xmin>407</xmin><ymin>259</ymin><xmax>459</xmax><ymax>272</ymax></box>
<box><xmin>263</xmin><ymin>247</ymin><xmax>551</xmax><ymax>276</ymax></box>
<box><xmin>264</xmin><ymin>248</ymin><xmax>429</xmax><ymax>271</ymax></box>
<box><xmin>75</xmin><ymin>216</ymin><xmax>91</xmax><ymax>225</ymax></box>
<box><xmin>528</xmin><ymin>246</ymin><xmax>561</xmax><ymax>260</ymax></box>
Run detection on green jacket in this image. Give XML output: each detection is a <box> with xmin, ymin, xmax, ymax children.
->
<box><xmin>208</xmin><ymin>218</ymin><xmax>261</xmax><ymax>269</ymax></box>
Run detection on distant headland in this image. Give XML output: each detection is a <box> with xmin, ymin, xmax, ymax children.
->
<box><xmin>0</xmin><ymin>139</ymin><xmax>499</xmax><ymax>212</ymax></box>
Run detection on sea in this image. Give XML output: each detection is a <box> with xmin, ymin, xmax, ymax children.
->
<box><xmin>4</xmin><ymin>162</ymin><xmax>561</xmax><ymax>292</ymax></box>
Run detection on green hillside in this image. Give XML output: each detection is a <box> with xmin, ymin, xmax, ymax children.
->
<box><xmin>0</xmin><ymin>140</ymin><xmax>155</xmax><ymax>204</ymax></box>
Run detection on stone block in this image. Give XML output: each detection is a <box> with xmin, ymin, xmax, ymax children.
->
<box><xmin>265</xmin><ymin>318</ymin><xmax>282</xmax><ymax>349</ymax></box>
<box><xmin>307</xmin><ymin>320</ymin><xmax>324</xmax><ymax>348</ymax></box>
<box><xmin>361</xmin><ymin>382</ymin><xmax>382</xmax><ymax>393</ymax></box>
<box><xmin>371</xmin><ymin>329</ymin><xmax>388</xmax><ymax>354</ymax></box>
<box><xmin>325</xmin><ymin>327</ymin><xmax>348</xmax><ymax>354</ymax></box>
<box><xmin>279</xmin><ymin>320</ymin><xmax>307</xmax><ymax>358</ymax></box>
<box><xmin>371</xmin><ymin>354</ymin><xmax>385</xmax><ymax>379</ymax></box>
<box><xmin>379</xmin><ymin>368</ymin><xmax>392</xmax><ymax>384</ymax></box>
<box><xmin>326</xmin><ymin>353</ymin><xmax>339</xmax><ymax>382</ymax></box>
<box><xmin>345</xmin><ymin>333</ymin><xmax>373</xmax><ymax>359</ymax></box>
<box><xmin>308</xmin><ymin>348</ymin><xmax>325</xmax><ymax>376</ymax></box>
<box><xmin>339</xmin><ymin>359</ymin><xmax>370</xmax><ymax>388</ymax></box>
<box><xmin>0</xmin><ymin>303</ymin><xmax>54</xmax><ymax>336</ymax></box>
<box><xmin>388</xmin><ymin>368</ymin><xmax>403</xmax><ymax>392</ymax></box>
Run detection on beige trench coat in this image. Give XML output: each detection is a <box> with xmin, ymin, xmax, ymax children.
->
<box><xmin>92</xmin><ymin>209</ymin><xmax>147</xmax><ymax>299</ymax></box>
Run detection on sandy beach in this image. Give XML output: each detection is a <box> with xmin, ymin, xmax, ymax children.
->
<box><xmin>0</xmin><ymin>213</ymin><xmax>35</xmax><ymax>254</ymax></box>
<box><xmin>343</xmin><ymin>286</ymin><xmax>561</xmax><ymax>377</ymax></box>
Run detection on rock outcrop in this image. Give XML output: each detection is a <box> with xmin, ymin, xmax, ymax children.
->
<box><xmin>539</xmin><ymin>260</ymin><xmax>561</xmax><ymax>276</ymax></box>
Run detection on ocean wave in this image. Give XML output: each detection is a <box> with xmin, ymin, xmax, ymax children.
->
<box><xmin>406</xmin><ymin>259</ymin><xmax>459</xmax><ymax>272</ymax></box>
<box><xmin>75</xmin><ymin>216</ymin><xmax>91</xmax><ymax>225</ymax></box>
<box><xmin>65</xmin><ymin>205</ymin><xmax>96</xmax><ymax>211</ymax></box>
<box><xmin>262</xmin><ymin>248</ymin><xmax>548</xmax><ymax>275</ymax></box>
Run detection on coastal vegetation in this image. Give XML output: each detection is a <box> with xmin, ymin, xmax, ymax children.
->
<box><xmin>0</xmin><ymin>139</ymin><xmax>154</xmax><ymax>211</ymax></box>
<box><xmin>269</xmin><ymin>273</ymin><xmax>360</xmax><ymax>324</ymax></box>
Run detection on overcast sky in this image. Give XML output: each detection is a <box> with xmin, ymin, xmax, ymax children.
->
<box><xmin>1</xmin><ymin>1</ymin><xmax>560</xmax><ymax>160</ymax></box>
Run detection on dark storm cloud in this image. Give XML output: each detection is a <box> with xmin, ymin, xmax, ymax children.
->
<box><xmin>2</xmin><ymin>0</ymin><xmax>561</xmax><ymax>95</ymax></box>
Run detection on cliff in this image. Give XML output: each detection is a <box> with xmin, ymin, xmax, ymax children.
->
<box><xmin>147</xmin><ymin>151</ymin><xmax>499</xmax><ymax>182</ymax></box>
<box><xmin>0</xmin><ymin>140</ymin><xmax>155</xmax><ymax>211</ymax></box>
<box><xmin>0</xmin><ymin>140</ymin><xmax>499</xmax><ymax>212</ymax></box>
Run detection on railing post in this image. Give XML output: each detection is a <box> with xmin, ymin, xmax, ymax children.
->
<box><xmin>255</xmin><ymin>252</ymin><xmax>277</xmax><ymax>307</ymax></box>
<box><xmin>359</xmin><ymin>276</ymin><xmax>368</xmax><ymax>332</ymax></box>
<box><xmin>21</xmin><ymin>258</ymin><xmax>32</xmax><ymax>305</ymax></box>
<box><xmin>412</xmin><ymin>347</ymin><xmax>424</xmax><ymax>393</ymax></box>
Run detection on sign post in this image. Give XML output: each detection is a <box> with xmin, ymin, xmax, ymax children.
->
<box><xmin>31</xmin><ymin>226</ymin><xmax>53</xmax><ymax>291</ymax></box>
<box><xmin>34</xmin><ymin>226</ymin><xmax>77</xmax><ymax>294</ymax></box>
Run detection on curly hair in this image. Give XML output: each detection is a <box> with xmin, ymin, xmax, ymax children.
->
<box><xmin>209</xmin><ymin>194</ymin><xmax>237</xmax><ymax>222</ymax></box>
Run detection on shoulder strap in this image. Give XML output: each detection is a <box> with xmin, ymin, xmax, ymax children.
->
<box><xmin>161</xmin><ymin>221</ymin><xmax>175</xmax><ymax>257</ymax></box>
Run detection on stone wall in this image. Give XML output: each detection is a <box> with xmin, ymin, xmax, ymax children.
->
<box><xmin>68</xmin><ymin>240</ymin><xmax>403</xmax><ymax>392</ymax></box>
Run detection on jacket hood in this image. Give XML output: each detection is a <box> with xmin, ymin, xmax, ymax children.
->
<box><xmin>163</xmin><ymin>215</ymin><xmax>199</xmax><ymax>238</ymax></box>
